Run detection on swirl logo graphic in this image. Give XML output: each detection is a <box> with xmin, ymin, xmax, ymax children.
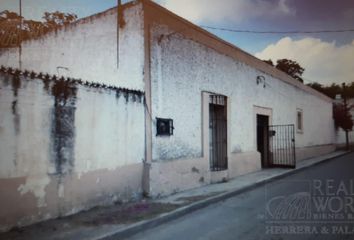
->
<box><xmin>266</xmin><ymin>192</ymin><xmax>312</xmax><ymax>220</ymax></box>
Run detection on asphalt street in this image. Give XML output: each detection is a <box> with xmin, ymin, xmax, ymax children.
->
<box><xmin>125</xmin><ymin>152</ymin><xmax>354</xmax><ymax>240</ymax></box>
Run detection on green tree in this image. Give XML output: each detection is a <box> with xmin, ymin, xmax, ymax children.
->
<box><xmin>307</xmin><ymin>82</ymin><xmax>323</xmax><ymax>92</ymax></box>
<box><xmin>306</xmin><ymin>82</ymin><xmax>343</xmax><ymax>99</ymax></box>
<box><xmin>263</xmin><ymin>59</ymin><xmax>274</xmax><ymax>66</ymax></box>
<box><xmin>307</xmin><ymin>82</ymin><xmax>354</xmax><ymax>133</ymax></box>
<box><xmin>333</xmin><ymin>103</ymin><xmax>353</xmax><ymax>131</ymax></box>
<box><xmin>275</xmin><ymin>59</ymin><xmax>304</xmax><ymax>83</ymax></box>
<box><xmin>261</xmin><ymin>58</ymin><xmax>305</xmax><ymax>83</ymax></box>
<box><xmin>42</xmin><ymin>11</ymin><xmax>77</xmax><ymax>29</ymax></box>
<box><xmin>0</xmin><ymin>10</ymin><xmax>22</xmax><ymax>20</ymax></box>
<box><xmin>0</xmin><ymin>10</ymin><xmax>77</xmax><ymax>48</ymax></box>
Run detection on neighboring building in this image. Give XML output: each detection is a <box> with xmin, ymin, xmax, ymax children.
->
<box><xmin>0</xmin><ymin>0</ymin><xmax>335</xmax><ymax>231</ymax></box>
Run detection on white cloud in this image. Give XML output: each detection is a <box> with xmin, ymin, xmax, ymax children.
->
<box><xmin>255</xmin><ymin>37</ymin><xmax>354</xmax><ymax>85</ymax></box>
<box><xmin>156</xmin><ymin>0</ymin><xmax>295</xmax><ymax>24</ymax></box>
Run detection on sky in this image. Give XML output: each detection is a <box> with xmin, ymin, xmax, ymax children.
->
<box><xmin>0</xmin><ymin>0</ymin><xmax>353</xmax><ymax>85</ymax></box>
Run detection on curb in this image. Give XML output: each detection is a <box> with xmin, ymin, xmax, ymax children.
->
<box><xmin>98</xmin><ymin>151</ymin><xmax>350</xmax><ymax>240</ymax></box>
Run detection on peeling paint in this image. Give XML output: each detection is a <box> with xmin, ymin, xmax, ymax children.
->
<box><xmin>58</xmin><ymin>184</ymin><xmax>64</xmax><ymax>198</ymax></box>
<box><xmin>17</xmin><ymin>175</ymin><xmax>51</xmax><ymax>208</ymax></box>
<box><xmin>154</xmin><ymin>140</ymin><xmax>201</xmax><ymax>161</ymax></box>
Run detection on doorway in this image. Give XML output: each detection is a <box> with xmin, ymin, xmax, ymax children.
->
<box><xmin>209</xmin><ymin>95</ymin><xmax>227</xmax><ymax>171</ymax></box>
<box><xmin>257</xmin><ymin>114</ymin><xmax>269</xmax><ymax>168</ymax></box>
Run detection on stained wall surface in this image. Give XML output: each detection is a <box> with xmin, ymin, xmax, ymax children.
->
<box><xmin>0</xmin><ymin>2</ymin><xmax>146</xmax><ymax>231</ymax></box>
<box><xmin>0</xmin><ymin>72</ymin><xmax>145</xmax><ymax>231</ymax></box>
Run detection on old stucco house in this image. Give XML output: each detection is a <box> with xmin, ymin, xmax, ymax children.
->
<box><xmin>0</xmin><ymin>0</ymin><xmax>335</xmax><ymax>231</ymax></box>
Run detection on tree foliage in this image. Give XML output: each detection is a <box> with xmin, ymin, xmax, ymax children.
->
<box><xmin>307</xmin><ymin>82</ymin><xmax>354</xmax><ymax>131</ymax></box>
<box><xmin>0</xmin><ymin>10</ymin><xmax>77</xmax><ymax>48</ymax></box>
<box><xmin>275</xmin><ymin>59</ymin><xmax>304</xmax><ymax>83</ymax></box>
<box><xmin>333</xmin><ymin>103</ymin><xmax>354</xmax><ymax>131</ymax></box>
<box><xmin>306</xmin><ymin>82</ymin><xmax>354</xmax><ymax>99</ymax></box>
<box><xmin>263</xmin><ymin>59</ymin><xmax>274</xmax><ymax>66</ymax></box>
<box><xmin>262</xmin><ymin>58</ymin><xmax>305</xmax><ymax>83</ymax></box>
<box><xmin>42</xmin><ymin>11</ymin><xmax>78</xmax><ymax>28</ymax></box>
<box><xmin>262</xmin><ymin>57</ymin><xmax>354</xmax><ymax>131</ymax></box>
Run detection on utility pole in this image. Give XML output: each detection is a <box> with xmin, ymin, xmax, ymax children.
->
<box><xmin>342</xmin><ymin>82</ymin><xmax>349</xmax><ymax>150</ymax></box>
<box><xmin>117</xmin><ymin>0</ymin><xmax>121</xmax><ymax>68</ymax></box>
<box><xmin>19</xmin><ymin>0</ymin><xmax>22</xmax><ymax>69</ymax></box>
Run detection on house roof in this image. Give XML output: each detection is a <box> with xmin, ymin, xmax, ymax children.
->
<box><xmin>141</xmin><ymin>0</ymin><xmax>333</xmax><ymax>103</ymax></box>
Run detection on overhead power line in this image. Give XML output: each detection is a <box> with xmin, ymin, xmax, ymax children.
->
<box><xmin>201</xmin><ymin>25</ymin><xmax>354</xmax><ymax>34</ymax></box>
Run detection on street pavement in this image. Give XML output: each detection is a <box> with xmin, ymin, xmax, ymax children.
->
<box><xmin>125</xmin><ymin>152</ymin><xmax>354</xmax><ymax>240</ymax></box>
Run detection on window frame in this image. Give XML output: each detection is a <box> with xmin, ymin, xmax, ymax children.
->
<box><xmin>296</xmin><ymin>108</ymin><xmax>304</xmax><ymax>134</ymax></box>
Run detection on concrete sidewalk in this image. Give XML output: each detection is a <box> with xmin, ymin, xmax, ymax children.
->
<box><xmin>0</xmin><ymin>151</ymin><xmax>348</xmax><ymax>240</ymax></box>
